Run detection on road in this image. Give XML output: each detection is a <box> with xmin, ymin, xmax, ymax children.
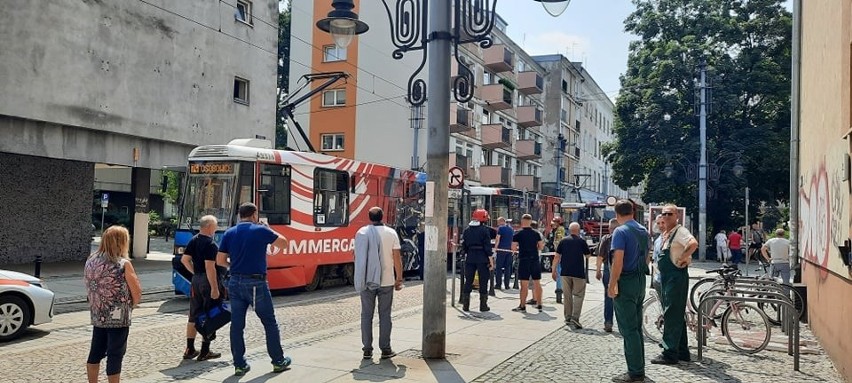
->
<box><xmin>2</xmin><ymin>282</ymin><xmax>426</xmax><ymax>383</ymax></box>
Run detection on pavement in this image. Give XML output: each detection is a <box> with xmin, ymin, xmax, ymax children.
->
<box><xmin>1</xmin><ymin>246</ymin><xmax>844</xmax><ymax>383</ymax></box>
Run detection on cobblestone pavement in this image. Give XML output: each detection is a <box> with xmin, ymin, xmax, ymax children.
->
<box><xmin>473</xmin><ymin>280</ymin><xmax>844</xmax><ymax>383</ymax></box>
<box><xmin>0</xmin><ymin>282</ymin><xmax>427</xmax><ymax>383</ymax></box>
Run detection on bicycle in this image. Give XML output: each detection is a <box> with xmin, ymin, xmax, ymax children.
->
<box><xmin>643</xmin><ymin>266</ymin><xmax>772</xmax><ymax>354</ymax></box>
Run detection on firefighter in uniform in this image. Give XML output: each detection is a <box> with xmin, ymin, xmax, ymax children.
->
<box><xmin>461</xmin><ymin>209</ymin><xmax>495</xmax><ymax>312</ymax></box>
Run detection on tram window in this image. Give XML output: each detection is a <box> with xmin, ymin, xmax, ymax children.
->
<box><xmin>314</xmin><ymin>168</ymin><xmax>349</xmax><ymax>227</ymax></box>
<box><xmin>258</xmin><ymin>164</ymin><xmax>291</xmax><ymax>225</ymax></box>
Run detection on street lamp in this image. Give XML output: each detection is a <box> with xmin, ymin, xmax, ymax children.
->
<box><xmin>534</xmin><ymin>0</ymin><xmax>571</xmax><ymax>17</ymax></box>
<box><xmin>317</xmin><ymin>0</ymin><xmax>570</xmax><ymax>359</ymax></box>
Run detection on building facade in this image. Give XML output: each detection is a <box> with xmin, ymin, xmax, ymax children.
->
<box><xmin>291</xmin><ymin>2</ymin><xmax>627</xmax><ymax>206</ymax></box>
<box><xmin>798</xmin><ymin>1</ymin><xmax>852</xmax><ymax>379</ymax></box>
<box><xmin>0</xmin><ymin>0</ymin><xmax>278</xmax><ymax>262</ymax></box>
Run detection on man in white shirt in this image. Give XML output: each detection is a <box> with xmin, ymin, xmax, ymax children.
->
<box><xmin>761</xmin><ymin>229</ymin><xmax>791</xmax><ymax>284</ymax></box>
<box><xmin>714</xmin><ymin>229</ymin><xmax>729</xmax><ymax>263</ymax></box>
<box><xmin>354</xmin><ymin>207</ymin><xmax>403</xmax><ymax>360</ymax></box>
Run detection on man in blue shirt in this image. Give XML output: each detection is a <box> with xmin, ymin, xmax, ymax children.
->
<box><xmin>216</xmin><ymin>203</ymin><xmax>289</xmax><ymax>376</ymax></box>
<box><xmin>608</xmin><ymin>200</ymin><xmax>650</xmax><ymax>383</ymax></box>
<box><xmin>493</xmin><ymin>217</ymin><xmax>515</xmax><ymax>290</ymax></box>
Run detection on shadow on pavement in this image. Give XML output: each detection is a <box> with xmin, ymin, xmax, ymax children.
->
<box><xmin>351</xmin><ymin>358</ymin><xmax>408</xmax><ymax>382</ymax></box>
<box><xmin>425</xmin><ymin>358</ymin><xmax>465</xmax><ymax>383</ymax></box>
<box><xmin>674</xmin><ymin>355</ymin><xmax>742</xmax><ymax>383</ymax></box>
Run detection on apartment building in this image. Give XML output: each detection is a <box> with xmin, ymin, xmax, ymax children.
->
<box><xmin>291</xmin><ymin>1</ymin><xmax>626</xmax><ymax>202</ymax></box>
<box><xmin>0</xmin><ymin>0</ymin><xmax>278</xmax><ymax>262</ymax></box>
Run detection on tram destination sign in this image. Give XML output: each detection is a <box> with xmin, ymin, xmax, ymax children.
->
<box><xmin>189</xmin><ymin>162</ymin><xmax>235</xmax><ymax>175</ymax></box>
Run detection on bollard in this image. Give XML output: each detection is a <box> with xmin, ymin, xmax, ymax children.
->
<box><xmin>34</xmin><ymin>254</ymin><xmax>43</xmax><ymax>278</ymax></box>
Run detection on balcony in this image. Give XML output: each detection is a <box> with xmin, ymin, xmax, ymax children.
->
<box><xmin>517</xmin><ymin>106</ymin><xmax>543</xmax><ymax>128</ymax></box>
<box><xmin>483</xmin><ymin>45</ymin><xmax>514</xmax><ymax>73</ymax></box>
<box><xmin>481</xmin><ymin>84</ymin><xmax>513</xmax><ymax>111</ymax></box>
<box><xmin>450</xmin><ymin>153</ymin><xmax>469</xmax><ymax>171</ymax></box>
<box><xmin>517</xmin><ymin>71</ymin><xmax>543</xmax><ymax>95</ymax></box>
<box><xmin>515</xmin><ymin>175</ymin><xmax>541</xmax><ymax>192</ymax></box>
<box><xmin>480</xmin><ymin>166</ymin><xmax>512</xmax><ymax>186</ymax></box>
<box><xmin>516</xmin><ymin>140</ymin><xmax>542</xmax><ymax>160</ymax></box>
<box><xmin>481</xmin><ymin>124</ymin><xmax>512</xmax><ymax>149</ymax></box>
<box><xmin>449</xmin><ymin>104</ymin><xmax>473</xmax><ymax>134</ymax></box>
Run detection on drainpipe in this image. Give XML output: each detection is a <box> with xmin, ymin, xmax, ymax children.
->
<box><xmin>789</xmin><ymin>0</ymin><xmax>802</xmax><ymax>279</ymax></box>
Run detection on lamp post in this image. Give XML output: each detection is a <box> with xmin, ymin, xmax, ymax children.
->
<box><xmin>665</xmin><ymin>149</ymin><xmax>744</xmax><ymax>260</ymax></box>
<box><xmin>317</xmin><ymin>0</ymin><xmax>569</xmax><ymax>359</ymax></box>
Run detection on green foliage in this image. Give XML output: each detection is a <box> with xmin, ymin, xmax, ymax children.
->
<box><xmin>606</xmin><ymin>0</ymin><xmax>792</xmax><ymax>232</ymax></box>
<box><xmin>161</xmin><ymin>170</ymin><xmax>181</xmax><ymax>205</ymax></box>
<box><xmin>276</xmin><ymin>1</ymin><xmax>292</xmax><ymax>150</ymax></box>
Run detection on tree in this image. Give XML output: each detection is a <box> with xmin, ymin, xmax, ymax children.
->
<box><xmin>276</xmin><ymin>1</ymin><xmax>291</xmax><ymax>149</ymax></box>
<box><xmin>603</xmin><ymin>0</ymin><xmax>792</xmax><ymax>233</ymax></box>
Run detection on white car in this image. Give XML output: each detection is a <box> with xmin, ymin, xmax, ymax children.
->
<box><xmin>0</xmin><ymin>270</ymin><xmax>55</xmax><ymax>341</ymax></box>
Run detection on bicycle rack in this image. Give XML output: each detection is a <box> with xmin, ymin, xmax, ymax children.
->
<box><xmin>698</xmin><ymin>278</ymin><xmax>799</xmax><ymax>329</ymax></box>
<box><xmin>697</xmin><ymin>286</ymin><xmax>800</xmax><ymax>371</ymax></box>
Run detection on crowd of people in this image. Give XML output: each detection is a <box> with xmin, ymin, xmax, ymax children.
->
<box><xmin>82</xmin><ymin>199</ymin><xmax>791</xmax><ymax>383</ymax></box>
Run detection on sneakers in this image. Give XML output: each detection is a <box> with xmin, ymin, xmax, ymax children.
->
<box><xmin>566</xmin><ymin>319</ymin><xmax>583</xmax><ymax>329</ymax></box>
<box><xmin>197</xmin><ymin>351</ymin><xmax>221</xmax><ymax>361</ymax></box>
<box><xmin>572</xmin><ymin>319</ymin><xmax>583</xmax><ymax>329</ymax></box>
<box><xmin>650</xmin><ymin>354</ymin><xmax>678</xmax><ymax>365</ymax></box>
<box><xmin>363</xmin><ymin>350</ymin><xmax>373</xmax><ymax>359</ymax></box>
<box><xmin>604</xmin><ymin>323</ymin><xmax>613</xmax><ymax>333</ymax></box>
<box><xmin>234</xmin><ymin>365</ymin><xmax>251</xmax><ymax>376</ymax></box>
<box><xmin>611</xmin><ymin>372</ymin><xmax>645</xmax><ymax>382</ymax></box>
<box><xmin>511</xmin><ymin>306</ymin><xmax>527</xmax><ymax>313</ymax></box>
<box><xmin>272</xmin><ymin>357</ymin><xmax>292</xmax><ymax>373</ymax></box>
<box><xmin>183</xmin><ymin>349</ymin><xmax>200</xmax><ymax>360</ymax></box>
<box><xmin>536</xmin><ymin>305</ymin><xmax>543</xmax><ymax>313</ymax></box>
<box><xmin>380</xmin><ymin>349</ymin><xmax>397</xmax><ymax>359</ymax></box>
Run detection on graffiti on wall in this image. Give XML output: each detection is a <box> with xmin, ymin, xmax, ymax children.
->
<box><xmin>799</xmin><ymin>160</ymin><xmax>850</xmax><ymax>280</ymax></box>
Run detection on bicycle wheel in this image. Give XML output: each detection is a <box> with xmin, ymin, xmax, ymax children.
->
<box><xmin>757</xmin><ymin>300</ymin><xmax>782</xmax><ymax>326</ymax></box>
<box><xmin>721</xmin><ymin>303</ymin><xmax>771</xmax><ymax>354</ymax></box>
<box><xmin>689</xmin><ymin>278</ymin><xmax>718</xmax><ymax>313</ymax></box>
<box><xmin>642</xmin><ymin>293</ymin><xmax>664</xmax><ymax>344</ymax></box>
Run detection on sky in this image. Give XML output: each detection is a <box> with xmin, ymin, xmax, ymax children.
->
<box><xmin>495</xmin><ymin>1</ymin><xmax>637</xmax><ymax>103</ymax></box>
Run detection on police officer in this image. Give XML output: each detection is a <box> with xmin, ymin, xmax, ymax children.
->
<box><xmin>461</xmin><ymin>209</ymin><xmax>495</xmax><ymax>312</ymax></box>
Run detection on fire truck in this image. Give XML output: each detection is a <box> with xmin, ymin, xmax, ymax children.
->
<box><xmin>560</xmin><ymin>201</ymin><xmax>615</xmax><ymax>242</ymax></box>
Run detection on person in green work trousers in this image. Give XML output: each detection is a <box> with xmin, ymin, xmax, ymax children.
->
<box><xmin>608</xmin><ymin>200</ymin><xmax>650</xmax><ymax>383</ymax></box>
<box><xmin>651</xmin><ymin>204</ymin><xmax>697</xmax><ymax>365</ymax></box>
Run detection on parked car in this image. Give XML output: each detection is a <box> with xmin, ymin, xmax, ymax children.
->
<box><xmin>0</xmin><ymin>269</ymin><xmax>55</xmax><ymax>341</ymax></box>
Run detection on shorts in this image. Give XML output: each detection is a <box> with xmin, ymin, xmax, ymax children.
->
<box><xmin>517</xmin><ymin>258</ymin><xmax>542</xmax><ymax>280</ymax></box>
<box><xmin>188</xmin><ymin>275</ymin><xmax>224</xmax><ymax>323</ymax></box>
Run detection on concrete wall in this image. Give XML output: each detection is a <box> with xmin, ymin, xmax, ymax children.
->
<box><xmin>0</xmin><ymin>153</ymin><xmax>93</xmax><ymax>264</ymax></box>
<box><xmin>799</xmin><ymin>1</ymin><xmax>852</xmax><ymax>380</ymax></box>
<box><xmin>0</xmin><ymin>0</ymin><xmax>278</xmax><ymax>167</ymax></box>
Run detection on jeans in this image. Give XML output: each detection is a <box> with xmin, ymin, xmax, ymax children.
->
<box><xmin>494</xmin><ymin>252</ymin><xmax>513</xmax><ymax>289</ymax></box>
<box><xmin>602</xmin><ymin>268</ymin><xmax>613</xmax><ymax>325</ymax></box>
<box><xmin>555</xmin><ymin>264</ymin><xmax>563</xmax><ymax>290</ymax></box>
<box><xmin>228</xmin><ymin>275</ymin><xmax>285</xmax><ymax>368</ymax></box>
<box><xmin>360</xmin><ymin>286</ymin><xmax>394</xmax><ymax>352</ymax></box>
<box><xmin>730</xmin><ymin>249</ymin><xmax>743</xmax><ymax>264</ymax></box>
<box><xmin>771</xmin><ymin>262</ymin><xmax>791</xmax><ymax>284</ymax></box>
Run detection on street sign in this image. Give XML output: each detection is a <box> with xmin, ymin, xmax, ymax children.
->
<box><xmin>448</xmin><ymin>166</ymin><xmax>464</xmax><ymax>189</ymax></box>
<box><xmin>448</xmin><ymin>189</ymin><xmax>462</xmax><ymax>199</ymax></box>
<box><xmin>101</xmin><ymin>193</ymin><xmax>109</xmax><ymax>208</ymax></box>
<box><xmin>606</xmin><ymin>195</ymin><xmax>617</xmax><ymax>206</ymax></box>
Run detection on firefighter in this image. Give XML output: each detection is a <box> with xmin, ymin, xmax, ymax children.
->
<box><xmin>461</xmin><ymin>209</ymin><xmax>495</xmax><ymax>312</ymax></box>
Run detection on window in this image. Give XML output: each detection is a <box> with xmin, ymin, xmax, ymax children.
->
<box><xmin>234</xmin><ymin>77</ymin><xmax>249</xmax><ymax>104</ymax></box>
<box><xmin>322</xmin><ymin>89</ymin><xmax>346</xmax><ymax>107</ymax></box>
<box><xmin>258</xmin><ymin>164</ymin><xmax>291</xmax><ymax>225</ymax></box>
<box><xmin>236</xmin><ymin>0</ymin><xmax>252</xmax><ymax>25</ymax></box>
<box><xmin>314</xmin><ymin>169</ymin><xmax>349</xmax><ymax>227</ymax></box>
<box><xmin>321</xmin><ymin>133</ymin><xmax>345</xmax><ymax>151</ymax></box>
<box><xmin>323</xmin><ymin>45</ymin><xmax>347</xmax><ymax>62</ymax></box>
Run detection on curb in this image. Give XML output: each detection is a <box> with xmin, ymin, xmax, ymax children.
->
<box><xmin>54</xmin><ymin>286</ymin><xmax>176</xmax><ymax>305</ymax></box>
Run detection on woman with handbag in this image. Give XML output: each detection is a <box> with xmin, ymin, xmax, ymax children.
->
<box><xmin>84</xmin><ymin>226</ymin><xmax>142</xmax><ymax>383</ymax></box>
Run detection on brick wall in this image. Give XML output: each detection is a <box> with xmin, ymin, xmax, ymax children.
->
<box><xmin>0</xmin><ymin>152</ymin><xmax>93</xmax><ymax>265</ymax></box>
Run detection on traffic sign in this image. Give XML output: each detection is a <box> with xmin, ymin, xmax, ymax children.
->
<box><xmin>448</xmin><ymin>166</ymin><xmax>465</xmax><ymax>189</ymax></box>
<box><xmin>101</xmin><ymin>193</ymin><xmax>109</xmax><ymax>208</ymax></box>
<box><xmin>606</xmin><ymin>195</ymin><xmax>617</xmax><ymax>206</ymax></box>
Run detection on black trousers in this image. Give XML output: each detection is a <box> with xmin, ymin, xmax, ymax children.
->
<box><xmin>86</xmin><ymin>326</ymin><xmax>130</xmax><ymax>375</ymax></box>
<box><xmin>463</xmin><ymin>262</ymin><xmax>490</xmax><ymax>295</ymax></box>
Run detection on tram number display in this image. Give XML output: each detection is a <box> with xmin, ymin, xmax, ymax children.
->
<box><xmin>189</xmin><ymin>162</ymin><xmax>235</xmax><ymax>174</ymax></box>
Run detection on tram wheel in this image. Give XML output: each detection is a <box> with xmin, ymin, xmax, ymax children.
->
<box><xmin>305</xmin><ymin>267</ymin><xmax>324</xmax><ymax>292</ymax></box>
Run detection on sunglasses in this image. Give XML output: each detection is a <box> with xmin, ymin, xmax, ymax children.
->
<box><xmin>660</xmin><ymin>212</ymin><xmax>675</xmax><ymax>216</ymax></box>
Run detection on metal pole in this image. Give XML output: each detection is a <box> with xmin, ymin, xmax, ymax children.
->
<box><xmin>789</xmin><ymin>0</ymin><xmax>802</xmax><ymax>282</ymax></box>
<box><xmin>451</xmin><ymin>208</ymin><xmax>457</xmax><ymax>307</ymax></box>
<box><xmin>422</xmin><ymin>0</ymin><xmax>451</xmax><ymax>359</ymax></box>
<box><xmin>100</xmin><ymin>206</ymin><xmax>106</xmax><ymax>232</ymax></box>
<box><xmin>698</xmin><ymin>59</ymin><xmax>708</xmax><ymax>261</ymax></box>
<box><xmin>411</xmin><ymin>105</ymin><xmax>422</xmax><ymax>170</ymax></box>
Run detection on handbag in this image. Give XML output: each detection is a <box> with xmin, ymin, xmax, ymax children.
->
<box><xmin>195</xmin><ymin>301</ymin><xmax>231</xmax><ymax>337</ymax></box>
